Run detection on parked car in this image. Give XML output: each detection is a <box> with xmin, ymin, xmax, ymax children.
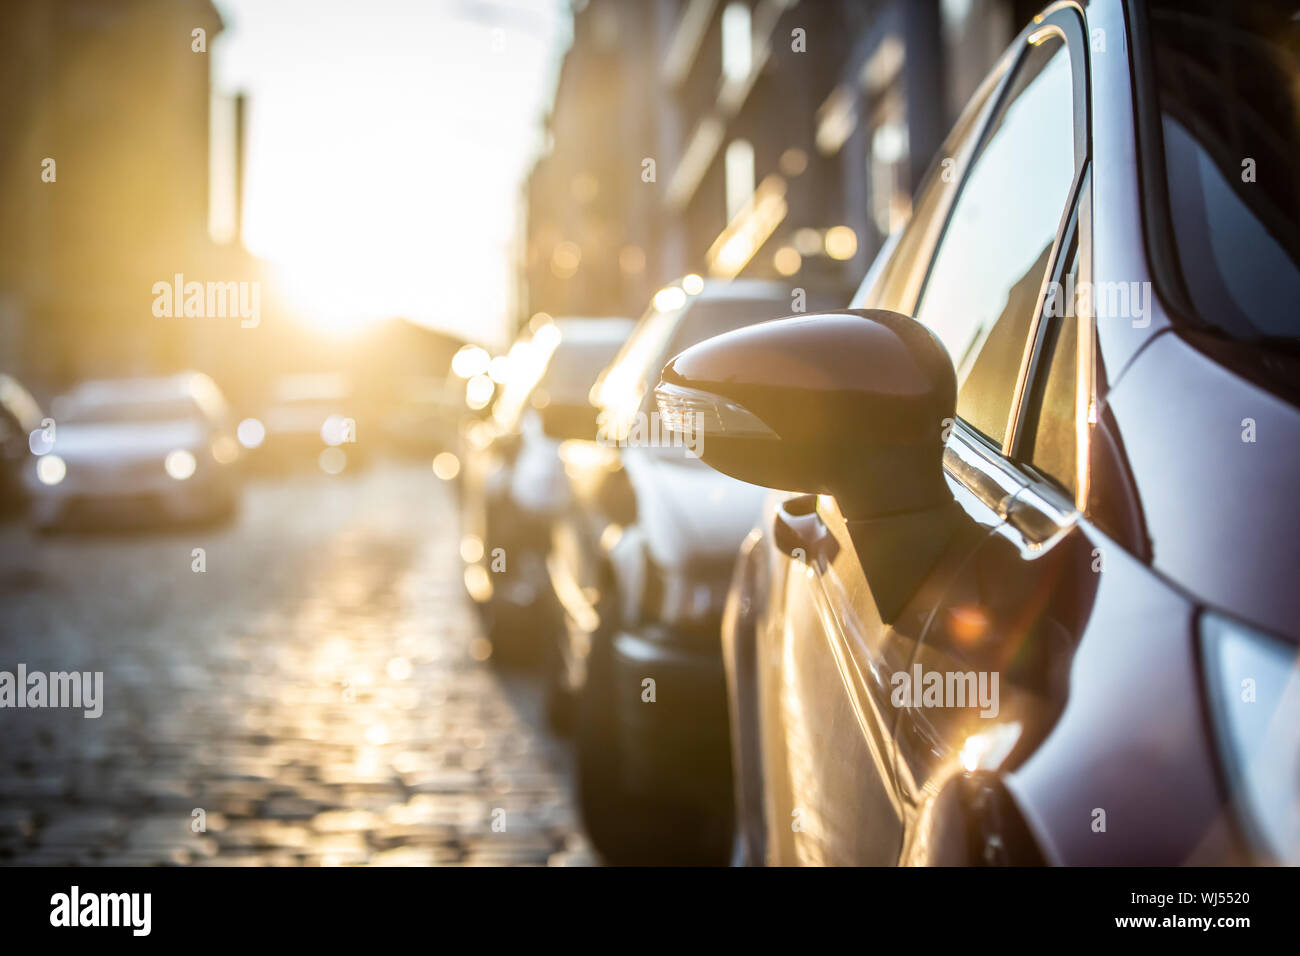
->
<box><xmin>258</xmin><ymin>373</ymin><xmax>370</xmax><ymax>475</ymax></box>
<box><xmin>549</xmin><ymin>278</ymin><xmax>828</xmax><ymax>864</ymax></box>
<box><xmin>654</xmin><ymin>0</ymin><xmax>1300</xmax><ymax>866</ymax></box>
<box><xmin>27</xmin><ymin>372</ymin><xmax>241</xmax><ymax>530</ymax></box>
<box><xmin>0</xmin><ymin>374</ymin><xmax>43</xmax><ymax>516</ymax></box>
<box><xmin>459</xmin><ymin>317</ymin><xmax>634</xmax><ymax>666</ymax></box>
<box><xmin>375</xmin><ymin>374</ymin><xmax>461</xmax><ymax>458</ymax></box>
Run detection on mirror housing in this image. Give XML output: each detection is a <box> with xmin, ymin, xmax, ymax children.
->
<box><xmin>655</xmin><ymin>309</ymin><xmax>956</xmax><ymax>519</ymax></box>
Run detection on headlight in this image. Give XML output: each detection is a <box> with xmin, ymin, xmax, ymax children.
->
<box><xmin>236</xmin><ymin>417</ymin><xmax>265</xmax><ymax>449</ymax></box>
<box><xmin>36</xmin><ymin>454</ymin><xmax>66</xmax><ymax>486</ymax></box>
<box><xmin>1200</xmin><ymin>611</ymin><xmax>1300</xmax><ymax>864</ymax></box>
<box><xmin>320</xmin><ymin>414</ymin><xmax>351</xmax><ymax>447</ymax></box>
<box><xmin>164</xmin><ymin>449</ymin><xmax>197</xmax><ymax>481</ymax></box>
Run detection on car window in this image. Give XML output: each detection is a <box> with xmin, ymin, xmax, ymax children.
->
<box><xmin>594</xmin><ymin>307</ymin><xmax>683</xmax><ymax>428</ymax></box>
<box><xmin>597</xmin><ymin>295</ymin><xmax>786</xmax><ymax>454</ymax></box>
<box><xmin>494</xmin><ymin>332</ymin><xmax>560</xmax><ymax>430</ymax></box>
<box><xmin>860</xmin><ymin>62</ymin><xmax>1003</xmax><ymax>313</ymax></box>
<box><xmin>1020</xmin><ymin>247</ymin><xmax>1080</xmax><ymax>497</ymax></box>
<box><xmin>596</xmin><ymin>297</ymin><xmax>780</xmax><ymax>425</ymax></box>
<box><xmin>914</xmin><ymin>36</ymin><xmax>1078</xmax><ymax>444</ymax></box>
<box><xmin>1146</xmin><ymin>0</ymin><xmax>1300</xmax><ymax>347</ymax></box>
<box><xmin>538</xmin><ymin>337</ymin><xmax>625</xmax><ymax>408</ymax></box>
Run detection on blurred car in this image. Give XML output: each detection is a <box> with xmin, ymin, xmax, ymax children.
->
<box><xmin>548</xmin><ymin>278</ymin><xmax>825</xmax><ymax>864</ymax></box>
<box><xmin>0</xmin><ymin>373</ymin><xmax>43</xmax><ymax>516</ymax></box>
<box><xmin>376</xmin><ymin>374</ymin><xmax>461</xmax><ymax>457</ymax></box>
<box><xmin>655</xmin><ymin>0</ymin><xmax>1300</xmax><ymax>866</ymax></box>
<box><xmin>27</xmin><ymin>371</ymin><xmax>241</xmax><ymax>530</ymax></box>
<box><xmin>460</xmin><ymin>317</ymin><xmax>634</xmax><ymax>667</ymax></box>
<box><xmin>257</xmin><ymin>373</ymin><xmax>370</xmax><ymax>475</ymax></box>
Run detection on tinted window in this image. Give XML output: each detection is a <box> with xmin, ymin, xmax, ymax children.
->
<box><xmin>914</xmin><ymin>37</ymin><xmax>1077</xmax><ymax>443</ymax></box>
<box><xmin>1147</xmin><ymin>0</ymin><xmax>1300</xmax><ymax>346</ymax></box>
<box><xmin>1022</xmin><ymin>249</ymin><xmax>1080</xmax><ymax>496</ymax></box>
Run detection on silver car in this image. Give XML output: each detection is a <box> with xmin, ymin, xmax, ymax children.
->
<box><xmin>27</xmin><ymin>372</ymin><xmax>241</xmax><ymax>529</ymax></box>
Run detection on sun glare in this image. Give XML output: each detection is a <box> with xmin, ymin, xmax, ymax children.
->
<box><xmin>214</xmin><ymin>0</ymin><xmax>569</xmax><ymax>346</ymax></box>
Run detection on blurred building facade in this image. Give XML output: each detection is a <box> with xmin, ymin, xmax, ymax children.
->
<box><xmin>521</xmin><ymin>0</ymin><xmax>1040</xmax><ymax>328</ymax></box>
<box><xmin>0</xmin><ymin>0</ymin><xmax>261</xmax><ymax>397</ymax></box>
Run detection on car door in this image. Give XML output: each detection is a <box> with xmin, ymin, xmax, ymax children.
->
<box><xmin>894</xmin><ymin>232</ymin><xmax>1098</xmax><ymax>865</ymax></box>
<box><xmin>758</xmin><ymin>6</ymin><xmax>1089</xmax><ymax>866</ymax></box>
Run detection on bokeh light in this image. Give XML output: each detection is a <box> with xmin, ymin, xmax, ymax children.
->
<box><xmin>432</xmin><ymin>452</ymin><xmax>460</xmax><ymax>481</ymax></box>
<box><xmin>36</xmin><ymin>454</ymin><xmax>66</xmax><ymax>486</ymax></box>
<box><xmin>237</xmin><ymin>417</ymin><xmax>266</xmax><ymax>449</ymax></box>
<box><xmin>165</xmin><ymin>449</ymin><xmax>197</xmax><ymax>481</ymax></box>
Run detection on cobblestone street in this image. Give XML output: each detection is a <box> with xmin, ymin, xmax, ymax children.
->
<box><xmin>0</xmin><ymin>462</ymin><xmax>593</xmax><ymax>866</ymax></box>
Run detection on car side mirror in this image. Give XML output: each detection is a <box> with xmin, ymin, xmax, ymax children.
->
<box><xmin>654</xmin><ymin>310</ymin><xmax>956</xmax><ymax>519</ymax></box>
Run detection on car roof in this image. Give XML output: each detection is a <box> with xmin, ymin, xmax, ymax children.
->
<box><xmin>552</xmin><ymin>317</ymin><xmax>637</xmax><ymax>344</ymax></box>
<box><xmin>689</xmin><ymin>278</ymin><xmax>790</xmax><ymax>302</ymax></box>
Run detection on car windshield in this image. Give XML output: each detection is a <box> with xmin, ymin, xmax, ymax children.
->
<box><xmin>62</xmin><ymin>395</ymin><xmax>203</xmax><ymax>425</ymax></box>
<box><xmin>1146</xmin><ymin>0</ymin><xmax>1300</xmax><ymax>346</ymax></box>
<box><xmin>664</xmin><ymin>299</ymin><xmax>780</xmax><ymax>360</ymax></box>
<box><xmin>599</xmin><ymin>297</ymin><xmax>780</xmax><ymax>417</ymax></box>
<box><xmin>493</xmin><ymin>333</ymin><xmax>624</xmax><ymax>431</ymax></box>
<box><xmin>594</xmin><ymin>296</ymin><xmax>782</xmax><ymax>457</ymax></box>
<box><xmin>539</xmin><ymin>338</ymin><xmax>624</xmax><ymax>407</ymax></box>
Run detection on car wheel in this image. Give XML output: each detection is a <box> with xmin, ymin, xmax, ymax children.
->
<box><xmin>574</xmin><ymin>625</ymin><xmax>640</xmax><ymax>860</ymax></box>
<box><xmin>543</xmin><ymin>639</ymin><xmax>576</xmax><ymax>734</ymax></box>
<box><xmin>574</xmin><ymin>627</ymin><xmax>724</xmax><ymax>865</ymax></box>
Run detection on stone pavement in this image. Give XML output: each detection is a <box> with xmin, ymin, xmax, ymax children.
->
<box><xmin>0</xmin><ymin>462</ymin><xmax>595</xmax><ymax>866</ymax></box>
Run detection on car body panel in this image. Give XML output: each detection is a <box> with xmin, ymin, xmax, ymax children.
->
<box><xmin>550</xmin><ymin>281</ymin><xmax>804</xmax><ymax>850</ymax></box>
<box><xmin>991</xmin><ymin>521</ymin><xmax>1242</xmax><ymax>865</ymax></box>
<box><xmin>721</xmin><ymin>0</ymin><xmax>1294</xmax><ymax>866</ymax></box>
<box><xmin>458</xmin><ymin>318</ymin><xmax>632</xmax><ymax>627</ymax></box>
<box><xmin>623</xmin><ymin>450</ymin><xmax>768</xmax><ymax>571</ymax></box>
<box><xmin>1100</xmin><ymin>330</ymin><xmax>1300</xmax><ymax>641</ymax></box>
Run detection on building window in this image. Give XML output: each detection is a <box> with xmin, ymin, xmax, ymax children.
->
<box><xmin>868</xmin><ymin>88</ymin><xmax>911</xmax><ymax>237</ymax></box>
<box><xmin>721</xmin><ymin>3</ymin><xmax>752</xmax><ymax>85</ymax></box>
<box><xmin>725</xmin><ymin>139</ymin><xmax>755</xmax><ymax>222</ymax></box>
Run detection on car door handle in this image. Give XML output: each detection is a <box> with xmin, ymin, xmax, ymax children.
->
<box><xmin>774</xmin><ymin>494</ymin><xmax>836</xmax><ymax>563</ymax></box>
